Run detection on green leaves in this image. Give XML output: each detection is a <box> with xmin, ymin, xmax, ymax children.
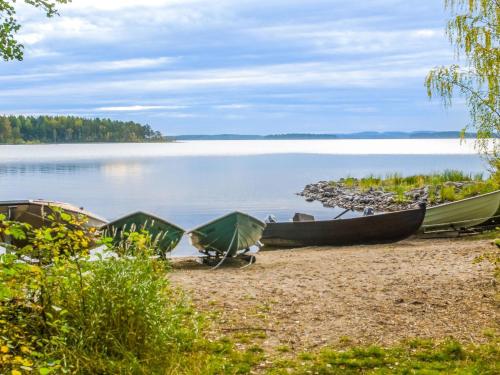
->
<box><xmin>0</xmin><ymin>1</ymin><xmax>70</xmax><ymax>61</ymax></box>
<box><xmin>3</xmin><ymin>223</ymin><xmax>29</xmax><ymax>240</ymax></box>
<box><xmin>426</xmin><ymin>0</ymin><xmax>499</xmax><ymax>161</ymax></box>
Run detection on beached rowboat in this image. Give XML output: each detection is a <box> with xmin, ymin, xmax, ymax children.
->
<box><xmin>261</xmin><ymin>205</ymin><xmax>426</xmax><ymax>248</ymax></box>
<box><xmin>100</xmin><ymin>211</ymin><xmax>185</xmax><ymax>256</ymax></box>
<box><xmin>188</xmin><ymin>211</ymin><xmax>266</xmax><ymax>267</ymax></box>
<box><xmin>422</xmin><ymin>190</ymin><xmax>500</xmax><ymax>232</ymax></box>
<box><xmin>0</xmin><ymin>199</ymin><xmax>107</xmax><ymax>229</ymax></box>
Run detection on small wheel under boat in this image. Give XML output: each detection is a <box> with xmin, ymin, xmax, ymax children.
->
<box><xmin>240</xmin><ymin>254</ymin><xmax>256</xmax><ymax>268</ymax></box>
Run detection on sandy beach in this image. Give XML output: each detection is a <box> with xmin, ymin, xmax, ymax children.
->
<box><xmin>170</xmin><ymin>237</ymin><xmax>498</xmax><ymax>355</ymax></box>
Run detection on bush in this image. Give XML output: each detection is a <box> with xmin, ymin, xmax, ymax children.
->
<box><xmin>0</xmin><ymin>213</ymin><xmax>258</xmax><ymax>374</ymax></box>
<box><xmin>49</xmin><ymin>257</ymin><xmax>207</xmax><ymax>374</ymax></box>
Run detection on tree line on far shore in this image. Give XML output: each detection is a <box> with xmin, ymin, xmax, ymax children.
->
<box><xmin>0</xmin><ymin>115</ymin><xmax>166</xmax><ymax>144</ymax></box>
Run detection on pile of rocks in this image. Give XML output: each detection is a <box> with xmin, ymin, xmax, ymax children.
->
<box><xmin>297</xmin><ymin>180</ymin><xmax>470</xmax><ymax>212</ymax></box>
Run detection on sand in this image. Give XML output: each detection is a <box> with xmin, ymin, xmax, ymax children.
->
<box><xmin>170</xmin><ymin>237</ymin><xmax>498</xmax><ymax>354</ymax></box>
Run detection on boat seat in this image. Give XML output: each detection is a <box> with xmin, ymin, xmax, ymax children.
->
<box><xmin>293</xmin><ymin>213</ymin><xmax>315</xmax><ymax>222</ymax></box>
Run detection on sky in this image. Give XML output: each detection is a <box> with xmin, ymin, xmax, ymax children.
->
<box><xmin>0</xmin><ymin>0</ymin><xmax>468</xmax><ymax>135</ymax></box>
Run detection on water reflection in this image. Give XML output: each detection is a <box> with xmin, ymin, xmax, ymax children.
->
<box><xmin>101</xmin><ymin>162</ymin><xmax>147</xmax><ymax>178</ymax></box>
<box><xmin>0</xmin><ymin>162</ymin><xmax>100</xmax><ymax>175</ymax></box>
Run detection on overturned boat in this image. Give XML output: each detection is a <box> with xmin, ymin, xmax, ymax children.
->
<box><xmin>261</xmin><ymin>204</ymin><xmax>426</xmax><ymax>248</ymax></box>
<box><xmin>422</xmin><ymin>190</ymin><xmax>500</xmax><ymax>233</ymax></box>
<box><xmin>0</xmin><ymin>199</ymin><xmax>107</xmax><ymax>228</ymax></box>
<box><xmin>100</xmin><ymin>211</ymin><xmax>185</xmax><ymax>257</ymax></box>
<box><xmin>188</xmin><ymin>211</ymin><xmax>266</xmax><ymax>268</ymax></box>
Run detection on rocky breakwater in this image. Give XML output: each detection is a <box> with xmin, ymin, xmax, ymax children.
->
<box><xmin>298</xmin><ymin>180</ymin><xmax>471</xmax><ymax>212</ymax></box>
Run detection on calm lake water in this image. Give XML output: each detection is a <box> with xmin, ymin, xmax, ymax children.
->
<box><xmin>0</xmin><ymin>140</ymin><xmax>487</xmax><ymax>255</ymax></box>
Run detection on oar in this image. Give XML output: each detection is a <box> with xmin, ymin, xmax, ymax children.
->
<box><xmin>333</xmin><ymin>207</ymin><xmax>351</xmax><ymax>220</ymax></box>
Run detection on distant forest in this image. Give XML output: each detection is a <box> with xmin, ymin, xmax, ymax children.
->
<box><xmin>0</xmin><ymin>115</ymin><xmax>166</xmax><ymax>144</ymax></box>
<box><xmin>175</xmin><ymin>131</ymin><xmax>479</xmax><ymax>140</ymax></box>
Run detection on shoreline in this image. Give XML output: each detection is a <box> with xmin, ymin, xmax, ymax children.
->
<box><xmin>298</xmin><ymin>180</ymin><xmax>422</xmax><ymax>212</ymax></box>
<box><xmin>298</xmin><ymin>177</ymin><xmax>497</xmax><ymax>212</ymax></box>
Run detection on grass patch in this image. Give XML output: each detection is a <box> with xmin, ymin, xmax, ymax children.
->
<box><xmin>333</xmin><ymin>169</ymin><xmax>499</xmax><ymax>204</ymax></box>
<box><xmin>266</xmin><ymin>337</ymin><xmax>499</xmax><ymax>374</ymax></box>
<box><xmin>276</xmin><ymin>345</ymin><xmax>291</xmax><ymax>353</ymax></box>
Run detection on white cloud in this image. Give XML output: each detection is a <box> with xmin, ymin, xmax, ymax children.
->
<box><xmin>213</xmin><ymin>104</ymin><xmax>252</xmax><ymax>110</ymax></box>
<box><xmin>18</xmin><ymin>16</ymin><xmax>111</xmax><ymax>45</ymax></box>
<box><xmin>0</xmin><ymin>60</ymin><xmax>433</xmax><ymax>99</ymax></box>
<box><xmin>249</xmin><ymin>24</ymin><xmax>444</xmax><ymax>54</ymax></box>
<box><xmin>66</xmin><ymin>0</ymin><xmax>213</xmax><ymax>11</ymax></box>
<box><xmin>166</xmin><ymin>112</ymin><xmax>198</xmax><ymax>118</ymax></box>
<box><xmin>344</xmin><ymin>106</ymin><xmax>378</xmax><ymax>113</ymax></box>
<box><xmin>16</xmin><ymin>0</ymin><xmax>236</xmax><ymax>47</ymax></box>
<box><xmin>96</xmin><ymin>105</ymin><xmax>186</xmax><ymax>112</ymax></box>
<box><xmin>0</xmin><ymin>57</ymin><xmax>175</xmax><ymax>83</ymax></box>
<box><xmin>51</xmin><ymin>57</ymin><xmax>175</xmax><ymax>73</ymax></box>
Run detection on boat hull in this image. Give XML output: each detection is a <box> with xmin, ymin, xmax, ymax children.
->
<box><xmin>100</xmin><ymin>211</ymin><xmax>185</xmax><ymax>255</ymax></box>
<box><xmin>422</xmin><ymin>190</ymin><xmax>500</xmax><ymax>232</ymax></box>
<box><xmin>0</xmin><ymin>200</ymin><xmax>107</xmax><ymax>228</ymax></box>
<box><xmin>188</xmin><ymin>211</ymin><xmax>266</xmax><ymax>256</ymax></box>
<box><xmin>261</xmin><ymin>206</ymin><xmax>425</xmax><ymax>248</ymax></box>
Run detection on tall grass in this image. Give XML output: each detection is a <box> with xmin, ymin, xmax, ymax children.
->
<box><xmin>333</xmin><ymin>169</ymin><xmax>498</xmax><ymax>203</ymax></box>
<box><xmin>440</xmin><ymin>185</ymin><xmax>457</xmax><ymax>201</ymax></box>
<box><xmin>53</xmin><ymin>258</ymin><xmax>199</xmax><ymax>373</ymax></box>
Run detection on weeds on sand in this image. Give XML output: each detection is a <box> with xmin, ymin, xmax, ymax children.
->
<box><xmin>267</xmin><ymin>337</ymin><xmax>499</xmax><ymax>374</ymax></box>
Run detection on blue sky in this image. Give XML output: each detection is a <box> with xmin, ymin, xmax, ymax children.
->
<box><xmin>1</xmin><ymin>0</ymin><xmax>467</xmax><ymax>135</ymax></box>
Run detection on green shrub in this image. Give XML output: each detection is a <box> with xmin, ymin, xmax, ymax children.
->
<box><xmin>0</xmin><ymin>213</ymin><xmax>260</xmax><ymax>374</ymax></box>
<box><xmin>49</xmin><ymin>257</ymin><xmax>199</xmax><ymax>373</ymax></box>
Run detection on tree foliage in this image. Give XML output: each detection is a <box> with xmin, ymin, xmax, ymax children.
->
<box><xmin>426</xmin><ymin>0</ymin><xmax>499</xmax><ymax>156</ymax></box>
<box><xmin>0</xmin><ymin>115</ymin><xmax>166</xmax><ymax>143</ymax></box>
<box><xmin>0</xmin><ymin>0</ymin><xmax>70</xmax><ymax>61</ymax></box>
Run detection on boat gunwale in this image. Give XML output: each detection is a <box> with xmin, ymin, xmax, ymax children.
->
<box><xmin>101</xmin><ymin>210</ymin><xmax>185</xmax><ymax>233</ymax></box>
<box><xmin>186</xmin><ymin>210</ymin><xmax>266</xmax><ymax>235</ymax></box>
<box><xmin>426</xmin><ymin>189</ymin><xmax>500</xmax><ymax>211</ymax></box>
<box><xmin>0</xmin><ymin>199</ymin><xmax>108</xmax><ymax>224</ymax></box>
<box><xmin>267</xmin><ymin>205</ymin><xmax>425</xmax><ymax>226</ymax></box>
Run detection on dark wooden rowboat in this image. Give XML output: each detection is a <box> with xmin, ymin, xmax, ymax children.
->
<box><xmin>261</xmin><ymin>204</ymin><xmax>426</xmax><ymax>248</ymax></box>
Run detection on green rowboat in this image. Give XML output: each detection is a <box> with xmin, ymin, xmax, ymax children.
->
<box><xmin>100</xmin><ymin>211</ymin><xmax>185</xmax><ymax>256</ymax></box>
<box><xmin>422</xmin><ymin>190</ymin><xmax>500</xmax><ymax>232</ymax></box>
<box><xmin>188</xmin><ymin>212</ymin><xmax>266</xmax><ymax>266</ymax></box>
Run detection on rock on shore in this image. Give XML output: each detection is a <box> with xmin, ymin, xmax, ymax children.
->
<box><xmin>298</xmin><ymin>180</ymin><xmax>469</xmax><ymax>212</ymax></box>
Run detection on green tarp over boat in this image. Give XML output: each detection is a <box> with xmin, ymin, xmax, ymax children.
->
<box><xmin>188</xmin><ymin>211</ymin><xmax>266</xmax><ymax>257</ymax></box>
<box><xmin>100</xmin><ymin>211</ymin><xmax>185</xmax><ymax>256</ymax></box>
<box><xmin>422</xmin><ymin>190</ymin><xmax>500</xmax><ymax>232</ymax></box>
